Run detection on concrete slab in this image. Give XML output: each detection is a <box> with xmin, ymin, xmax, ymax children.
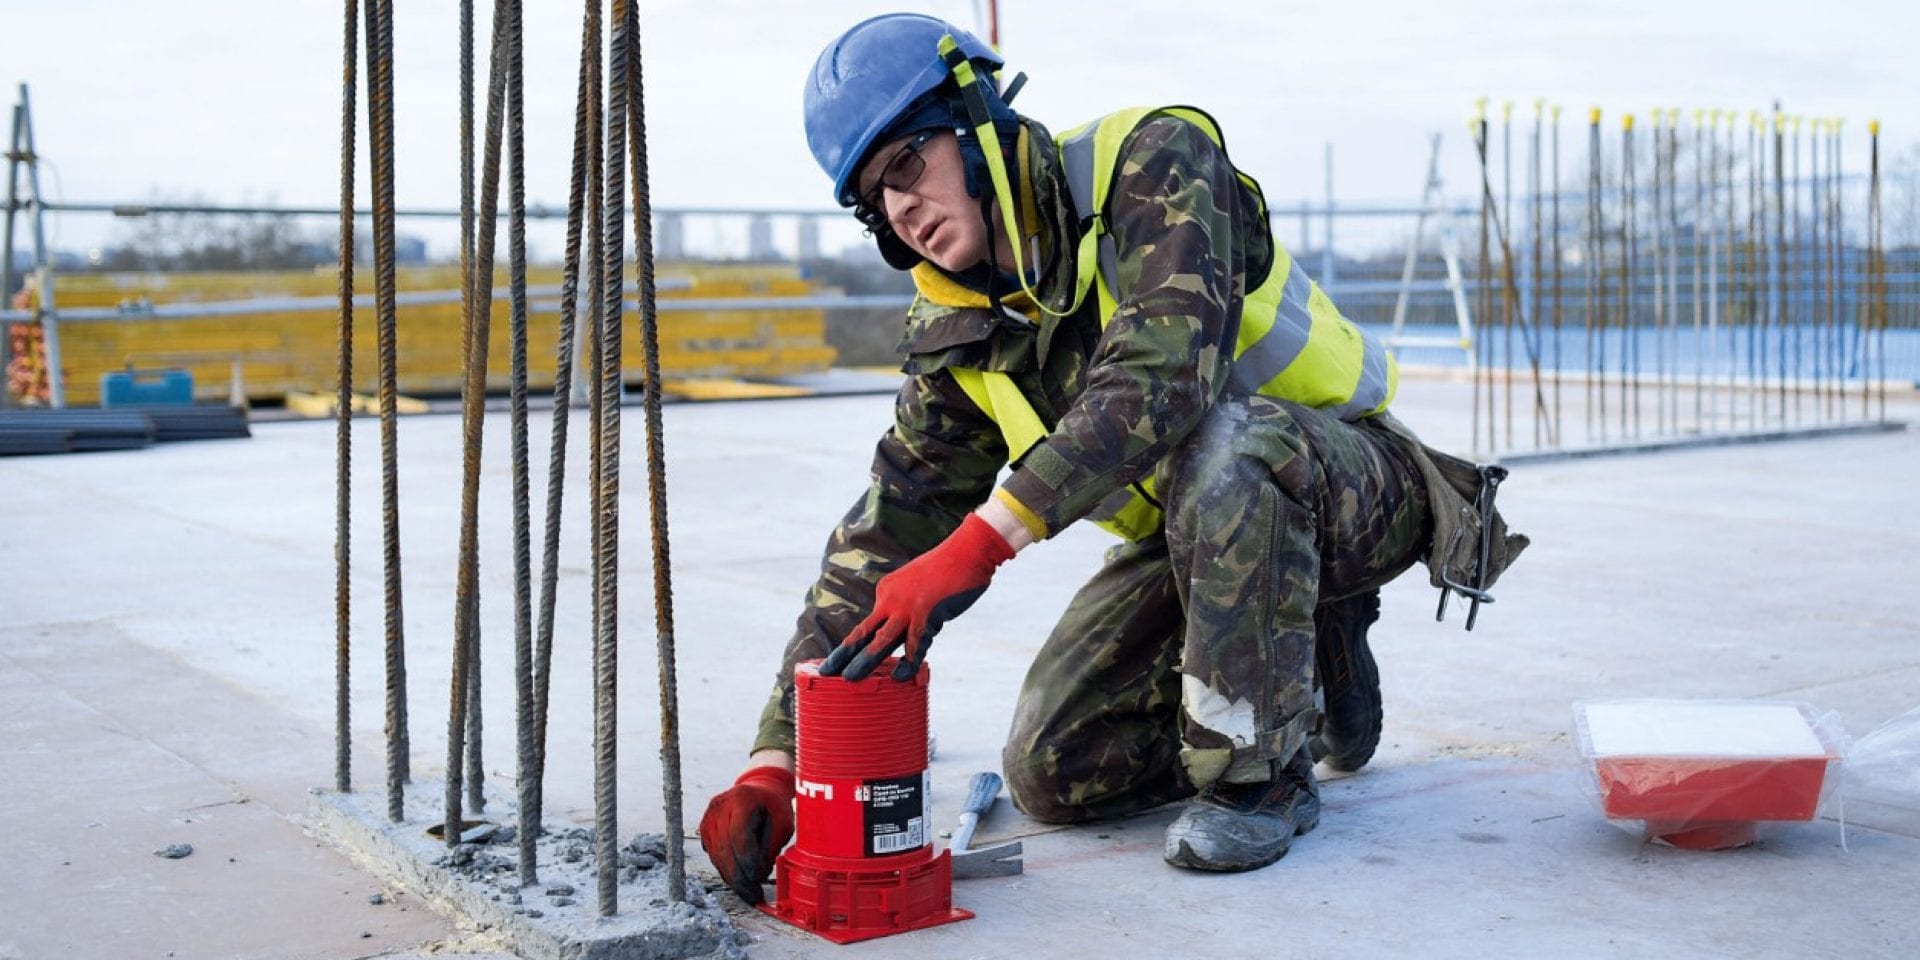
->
<box><xmin>0</xmin><ymin>621</ymin><xmax>466</xmax><ymax>959</ymax></box>
<box><xmin>307</xmin><ymin>786</ymin><xmax>744</xmax><ymax>960</ymax></box>
<box><xmin>3</xmin><ymin>375</ymin><xmax>1917</xmax><ymax>959</ymax></box>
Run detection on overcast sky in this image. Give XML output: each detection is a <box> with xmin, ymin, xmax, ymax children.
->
<box><xmin>9</xmin><ymin>0</ymin><xmax>1918</xmax><ymax>259</ymax></box>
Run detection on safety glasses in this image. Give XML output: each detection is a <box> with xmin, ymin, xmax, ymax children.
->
<box><xmin>852</xmin><ymin>130</ymin><xmax>938</xmax><ymax>228</ymax></box>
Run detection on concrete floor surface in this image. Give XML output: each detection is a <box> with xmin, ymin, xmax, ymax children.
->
<box><xmin>2</xmin><ymin>375</ymin><xmax>1915</xmax><ymax>959</ymax></box>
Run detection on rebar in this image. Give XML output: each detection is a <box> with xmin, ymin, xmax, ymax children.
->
<box><xmin>621</xmin><ymin>3</ymin><xmax>689</xmax><ymax>901</ymax></box>
<box><xmin>1502</xmin><ymin>102</ymin><xmax>1514</xmax><ymax>449</ymax></box>
<box><xmin>1587</xmin><ymin>108</ymin><xmax>1602</xmax><ymax>442</ymax></box>
<box><xmin>1621</xmin><ymin>114</ymin><xmax>1635</xmax><ymax>440</ymax></box>
<box><xmin>1550</xmin><ymin>105</ymin><xmax>1562</xmax><ymax>445</ymax></box>
<box><xmin>501</xmin><ymin>0</ymin><xmax>535</xmax><ymax>893</ymax></box>
<box><xmin>1768</xmin><ymin>112</ymin><xmax>1782</xmax><ymax>422</ymax></box>
<box><xmin>597</xmin><ymin>0</ymin><xmax>634</xmax><ymax>916</ymax></box>
<box><xmin>334</xmin><ymin>0</ymin><xmax>359</xmax><ymax>799</ymax></box>
<box><xmin>1473</xmin><ymin>109</ymin><xmax>1488</xmax><ymax>454</ymax></box>
<box><xmin>1530</xmin><ymin>101</ymin><xmax>1542</xmax><ymax>448</ymax></box>
<box><xmin>362</xmin><ymin>0</ymin><xmax>411</xmax><ymax>823</ymax></box>
<box><xmin>1650</xmin><ymin>110</ymin><xmax>1666</xmax><ymax>438</ymax></box>
<box><xmin>447</xmin><ymin>0</ymin><xmax>511</xmax><ymax>846</ymax></box>
<box><xmin>525</xmin><ymin>0</ymin><xmax>601</xmax><ymax>889</ymax></box>
<box><xmin>1869</xmin><ymin>121</ymin><xmax>1883</xmax><ymax>421</ymax></box>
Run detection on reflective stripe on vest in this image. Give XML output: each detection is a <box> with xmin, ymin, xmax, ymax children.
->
<box><xmin>1058</xmin><ymin>105</ymin><xmax>1396</xmax><ymax>419</ymax></box>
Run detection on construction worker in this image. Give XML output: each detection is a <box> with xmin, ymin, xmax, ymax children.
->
<box><xmin>700</xmin><ymin>13</ymin><xmax>1525</xmax><ymax>900</ymax></box>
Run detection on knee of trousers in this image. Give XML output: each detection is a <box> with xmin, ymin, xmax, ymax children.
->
<box><xmin>1161</xmin><ymin>398</ymin><xmax>1316</xmax><ymax>541</ymax></box>
<box><xmin>1001</xmin><ymin>743</ymin><xmax>1097</xmax><ymax>825</ymax></box>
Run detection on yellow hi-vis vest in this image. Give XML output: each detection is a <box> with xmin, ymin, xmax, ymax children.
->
<box><xmin>945</xmin><ymin>106</ymin><xmax>1398</xmax><ymax>541</ymax></box>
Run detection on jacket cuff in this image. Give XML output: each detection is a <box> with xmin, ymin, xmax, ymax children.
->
<box><xmin>993</xmin><ymin>488</ymin><xmax>1051</xmax><ymax>542</ymax></box>
<box><xmin>751</xmin><ymin>684</ymin><xmax>796</xmax><ymax>756</ymax></box>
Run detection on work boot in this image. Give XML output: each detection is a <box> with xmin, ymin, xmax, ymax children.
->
<box><xmin>1163</xmin><ymin>751</ymin><xmax>1320</xmax><ymax>872</ymax></box>
<box><xmin>1310</xmin><ymin>591</ymin><xmax>1383</xmax><ymax>772</ymax></box>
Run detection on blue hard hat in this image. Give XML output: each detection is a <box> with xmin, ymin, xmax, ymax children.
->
<box><xmin>804</xmin><ymin>13</ymin><xmax>1004</xmax><ymax>208</ymax></box>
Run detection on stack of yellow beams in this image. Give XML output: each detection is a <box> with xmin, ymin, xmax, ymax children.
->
<box><xmin>35</xmin><ymin>263</ymin><xmax>837</xmax><ymax>406</ymax></box>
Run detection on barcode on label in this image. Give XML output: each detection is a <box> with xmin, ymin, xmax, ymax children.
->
<box><xmin>871</xmin><ymin>817</ymin><xmax>926</xmax><ymax>854</ymax></box>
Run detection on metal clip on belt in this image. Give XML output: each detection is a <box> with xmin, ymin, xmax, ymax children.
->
<box><xmin>1434</xmin><ymin>464</ymin><xmax>1508</xmax><ymax>631</ymax></box>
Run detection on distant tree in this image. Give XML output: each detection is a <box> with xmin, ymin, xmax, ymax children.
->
<box><xmin>94</xmin><ymin>195</ymin><xmax>331</xmax><ymax>271</ymax></box>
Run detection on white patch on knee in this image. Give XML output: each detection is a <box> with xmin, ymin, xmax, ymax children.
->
<box><xmin>1182</xmin><ymin>673</ymin><xmax>1257</xmax><ymax>746</ymax></box>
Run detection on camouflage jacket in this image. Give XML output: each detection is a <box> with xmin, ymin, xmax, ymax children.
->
<box><xmin>754</xmin><ymin>113</ymin><xmax>1274</xmax><ymax>754</ymax></box>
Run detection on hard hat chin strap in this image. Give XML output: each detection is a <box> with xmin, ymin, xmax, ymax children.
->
<box><xmin>938</xmin><ymin>35</ymin><xmax>1086</xmax><ymax>319</ymax></box>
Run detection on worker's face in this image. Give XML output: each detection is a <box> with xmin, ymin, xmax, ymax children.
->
<box><xmin>856</xmin><ymin>129</ymin><xmax>997</xmax><ymax>273</ymax></box>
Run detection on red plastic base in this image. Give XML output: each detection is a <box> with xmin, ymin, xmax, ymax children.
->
<box><xmin>757</xmin><ymin>844</ymin><xmax>972</xmax><ymax>944</ymax></box>
<box><xmin>1595</xmin><ymin>756</ymin><xmax>1832</xmax><ymax>821</ymax></box>
<box><xmin>1644</xmin><ymin>820</ymin><xmax>1760</xmax><ymax>850</ymax></box>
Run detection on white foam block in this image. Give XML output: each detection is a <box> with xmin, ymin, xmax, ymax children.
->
<box><xmin>1581</xmin><ymin>700</ymin><xmax>1828</xmax><ymax>758</ymax></box>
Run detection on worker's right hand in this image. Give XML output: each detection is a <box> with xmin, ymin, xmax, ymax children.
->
<box><xmin>698</xmin><ymin>765</ymin><xmax>795</xmax><ymax>905</ymax></box>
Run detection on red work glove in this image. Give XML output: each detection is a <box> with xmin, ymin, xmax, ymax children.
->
<box><xmin>818</xmin><ymin>513</ymin><xmax>1015</xmax><ymax>683</ymax></box>
<box><xmin>698</xmin><ymin>766</ymin><xmax>794</xmax><ymax>905</ymax></box>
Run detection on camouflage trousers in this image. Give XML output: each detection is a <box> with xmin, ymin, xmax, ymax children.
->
<box><xmin>1002</xmin><ymin>395</ymin><xmax>1431</xmax><ymax>823</ymax></box>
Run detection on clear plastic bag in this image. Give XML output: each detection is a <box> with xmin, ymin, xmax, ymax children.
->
<box><xmin>1843</xmin><ymin>705</ymin><xmax>1920</xmax><ymax>802</ymax></box>
<box><xmin>1573</xmin><ymin>699</ymin><xmax>1846</xmax><ymax>850</ymax></box>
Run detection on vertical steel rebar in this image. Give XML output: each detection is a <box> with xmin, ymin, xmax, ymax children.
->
<box><xmin>1693</xmin><ymin>110</ymin><xmax>1706</xmax><ymax>429</ymax></box>
<box><xmin>501</xmin><ymin>0</ymin><xmax>536</xmax><ymax>894</ymax></box>
<box><xmin>1530</xmin><ymin>101</ymin><xmax>1543</xmax><ymax>448</ymax></box>
<box><xmin>1650</xmin><ymin>110</ymin><xmax>1666</xmax><ymax>438</ymax></box>
<box><xmin>1587</xmin><ymin>108</ymin><xmax>1602</xmax><ymax>443</ymax></box>
<box><xmin>1749</xmin><ymin>113</ymin><xmax>1764</xmax><ymax>426</ymax></box>
<box><xmin>620</xmin><ymin>4</ymin><xmax>688</xmax><ymax>901</ymax></box>
<box><xmin>360</xmin><ymin>0</ymin><xmax>412</xmax><ymax>823</ymax></box>
<box><xmin>1551</xmin><ymin>105</ymin><xmax>1563</xmax><ymax>447</ymax></box>
<box><xmin>447</xmin><ymin>0</ymin><xmax>511</xmax><ymax>845</ymax></box>
<box><xmin>335</xmin><ymin>0</ymin><xmax>360</xmax><ymax>799</ymax></box>
<box><xmin>1868</xmin><ymin>121</ymin><xmax>1883</xmax><ymax>422</ymax></box>
<box><xmin>1808</xmin><ymin>118</ymin><xmax>1822</xmax><ymax>419</ymax></box>
<box><xmin>1825</xmin><ymin>119</ymin><xmax>1840</xmax><ymax>421</ymax></box>
<box><xmin>525</xmin><ymin>0</ymin><xmax>603</xmax><ymax>889</ymax></box>
<box><xmin>1473</xmin><ymin>108</ymin><xmax>1489</xmax><ymax>454</ymax></box>
<box><xmin>1666</xmin><ymin>111</ymin><xmax>1681</xmax><ymax>434</ymax></box>
<box><xmin>598</xmin><ymin>0</ymin><xmax>634</xmax><ymax>916</ymax></box>
<box><xmin>1790</xmin><ymin>115</ymin><xmax>1803</xmax><ymax>424</ymax></box>
<box><xmin>1773</xmin><ymin>112</ymin><xmax>1787</xmax><ymax>424</ymax></box>
<box><xmin>1502</xmin><ymin>101</ymin><xmax>1514</xmax><ymax>449</ymax></box>
<box><xmin>1622</xmin><ymin>114</ymin><xmax>1636</xmax><ymax>440</ymax></box>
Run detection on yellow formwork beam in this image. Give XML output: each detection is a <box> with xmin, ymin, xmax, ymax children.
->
<box><xmin>33</xmin><ymin>263</ymin><xmax>839</xmax><ymax>406</ymax></box>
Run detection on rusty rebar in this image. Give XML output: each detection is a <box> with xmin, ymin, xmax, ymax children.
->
<box><xmin>597</xmin><ymin>0</ymin><xmax>633</xmax><ymax>916</ymax></box>
<box><xmin>335</xmin><ymin>0</ymin><xmax>358</xmax><ymax>799</ymax></box>
<box><xmin>1621</xmin><ymin>116</ymin><xmax>1635</xmax><ymax>440</ymax></box>
<box><xmin>361</xmin><ymin>0</ymin><xmax>411</xmax><ymax>823</ymax></box>
<box><xmin>1473</xmin><ymin>114</ymin><xmax>1488</xmax><ymax>454</ymax></box>
<box><xmin>525</xmin><ymin>0</ymin><xmax>602</xmax><ymax>889</ymax></box>
<box><xmin>620</xmin><ymin>4</ymin><xmax>688</xmax><ymax>901</ymax></box>
<box><xmin>501</xmin><ymin>0</ymin><xmax>534</xmax><ymax>892</ymax></box>
<box><xmin>447</xmin><ymin>0</ymin><xmax>510</xmax><ymax>846</ymax></box>
<box><xmin>1551</xmin><ymin>106</ymin><xmax>1562</xmax><ymax>446</ymax></box>
<box><xmin>1587</xmin><ymin>109</ymin><xmax>1601</xmax><ymax>442</ymax></box>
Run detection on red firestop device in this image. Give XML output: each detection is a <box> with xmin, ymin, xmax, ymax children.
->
<box><xmin>758</xmin><ymin>658</ymin><xmax>972</xmax><ymax>944</ymax></box>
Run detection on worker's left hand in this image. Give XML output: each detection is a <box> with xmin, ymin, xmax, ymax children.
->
<box><xmin>820</xmin><ymin>513</ymin><xmax>1015</xmax><ymax>682</ymax></box>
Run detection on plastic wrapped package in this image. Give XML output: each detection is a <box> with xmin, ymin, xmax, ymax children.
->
<box><xmin>1843</xmin><ymin>705</ymin><xmax>1920</xmax><ymax>806</ymax></box>
<box><xmin>1573</xmin><ymin>699</ymin><xmax>1846</xmax><ymax>850</ymax></box>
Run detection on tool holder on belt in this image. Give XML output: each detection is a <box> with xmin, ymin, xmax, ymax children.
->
<box><xmin>1374</xmin><ymin>414</ymin><xmax>1530</xmax><ymax>632</ymax></box>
